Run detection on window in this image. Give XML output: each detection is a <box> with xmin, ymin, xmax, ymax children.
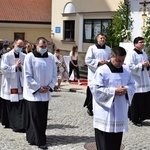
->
<box><xmin>63</xmin><ymin>20</ymin><xmax>75</xmax><ymax>41</ymax></box>
<box><xmin>83</xmin><ymin>19</ymin><xmax>111</xmax><ymax>43</ymax></box>
<box><xmin>14</xmin><ymin>33</ymin><xmax>25</xmax><ymax>41</ymax></box>
<box><xmin>63</xmin><ymin>2</ymin><xmax>75</xmax><ymax>14</ymax></box>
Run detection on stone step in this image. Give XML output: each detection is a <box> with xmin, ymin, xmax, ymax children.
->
<box><xmin>73</xmin><ymin>66</ymin><xmax>88</xmax><ymax>79</ymax></box>
<box><xmin>79</xmin><ymin>66</ymin><xmax>88</xmax><ymax>79</ymax></box>
<box><xmin>80</xmin><ymin>65</ymin><xmax>88</xmax><ymax>71</ymax></box>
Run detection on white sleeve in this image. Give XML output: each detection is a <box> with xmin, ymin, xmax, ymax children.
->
<box><xmin>89</xmin><ymin>68</ymin><xmax>115</xmax><ymax>109</ymax></box>
<box><xmin>126</xmin><ymin>52</ymin><xmax>143</xmax><ymax>76</ymax></box>
<box><xmin>24</xmin><ymin>55</ymin><xmax>41</xmax><ymax>93</ymax></box>
<box><xmin>1</xmin><ymin>54</ymin><xmax>16</xmax><ymax>78</ymax></box>
<box><xmin>85</xmin><ymin>46</ymin><xmax>99</xmax><ymax>72</ymax></box>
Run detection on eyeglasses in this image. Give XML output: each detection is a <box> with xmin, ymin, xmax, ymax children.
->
<box><xmin>138</xmin><ymin>41</ymin><xmax>144</xmax><ymax>43</ymax></box>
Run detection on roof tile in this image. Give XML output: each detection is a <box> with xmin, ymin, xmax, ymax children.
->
<box><xmin>0</xmin><ymin>0</ymin><xmax>51</xmax><ymax>23</ymax></box>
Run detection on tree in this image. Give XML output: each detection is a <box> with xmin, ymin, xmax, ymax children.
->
<box><xmin>142</xmin><ymin>17</ymin><xmax>150</xmax><ymax>56</ymax></box>
<box><xmin>106</xmin><ymin>0</ymin><xmax>133</xmax><ymax>48</ymax></box>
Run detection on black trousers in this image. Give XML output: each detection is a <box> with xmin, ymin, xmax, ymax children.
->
<box><xmin>83</xmin><ymin>86</ymin><xmax>93</xmax><ymax>111</ymax></box>
<box><xmin>95</xmin><ymin>128</ymin><xmax>123</xmax><ymax>150</ymax></box>
<box><xmin>26</xmin><ymin>101</ymin><xmax>49</xmax><ymax>146</ymax></box>
<box><xmin>128</xmin><ymin>92</ymin><xmax>150</xmax><ymax>123</ymax></box>
<box><xmin>0</xmin><ymin>97</ymin><xmax>1</xmax><ymax>122</ymax></box>
<box><xmin>69</xmin><ymin>60</ymin><xmax>80</xmax><ymax>79</ymax></box>
<box><xmin>1</xmin><ymin>99</ymin><xmax>10</xmax><ymax>127</ymax></box>
<box><xmin>1</xmin><ymin>99</ymin><xmax>26</xmax><ymax>132</ymax></box>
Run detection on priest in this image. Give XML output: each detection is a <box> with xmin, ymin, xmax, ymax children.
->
<box><xmin>90</xmin><ymin>46</ymin><xmax>135</xmax><ymax>150</ymax></box>
<box><xmin>23</xmin><ymin>37</ymin><xmax>57</xmax><ymax>149</ymax></box>
<box><xmin>1</xmin><ymin>39</ymin><xmax>26</xmax><ymax>132</ymax></box>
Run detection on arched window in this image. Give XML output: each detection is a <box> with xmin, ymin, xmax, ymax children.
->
<box><xmin>63</xmin><ymin>3</ymin><xmax>76</xmax><ymax>42</ymax></box>
<box><xmin>63</xmin><ymin>2</ymin><xmax>76</xmax><ymax>14</ymax></box>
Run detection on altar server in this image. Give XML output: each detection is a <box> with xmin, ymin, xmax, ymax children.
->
<box><xmin>1</xmin><ymin>39</ymin><xmax>26</xmax><ymax>132</ymax></box>
<box><xmin>90</xmin><ymin>46</ymin><xmax>135</xmax><ymax>150</ymax></box>
<box><xmin>125</xmin><ymin>36</ymin><xmax>150</xmax><ymax>126</ymax></box>
<box><xmin>84</xmin><ymin>33</ymin><xmax>111</xmax><ymax>116</ymax></box>
<box><xmin>23</xmin><ymin>37</ymin><xmax>57</xmax><ymax>149</ymax></box>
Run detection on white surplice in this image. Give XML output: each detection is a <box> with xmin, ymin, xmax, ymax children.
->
<box><xmin>125</xmin><ymin>50</ymin><xmax>150</xmax><ymax>93</ymax></box>
<box><xmin>1</xmin><ymin>50</ymin><xmax>25</xmax><ymax>102</ymax></box>
<box><xmin>23</xmin><ymin>52</ymin><xmax>57</xmax><ymax>102</ymax></box>
<box><xmin>85</xmin><ymin>45</ymin><xmax>111</xmax><ymax>85</ymax></box>
<box><xmin>90</xmin><ymin>64</ymin><xmax>135</xmax><ymax>133</ymax></box>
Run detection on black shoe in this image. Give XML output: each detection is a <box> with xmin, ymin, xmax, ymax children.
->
<box><xmin>4</xmin><ymin>125</ymin><xmax>10</xmax><ymax>128</ymax></box>
<box><xmin>133</xmin><ymin>122</ymin><xmax>142</xmax><ymax>127</ymax></box>
<box><xmin>87</xmin><ymin>109</ymin><xmax>93</xmax><ymax>116</ymax></box>
<box><xmin>13</xmin><ymin>129</ymin><xmax>26</xmax><ymax>133</ymax></box>
<box><xmin>38</xmin><ymin>144</ymin><xmax>48</xmax><ymax>149</ymax></box>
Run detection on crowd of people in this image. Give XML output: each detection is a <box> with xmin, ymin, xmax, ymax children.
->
<box><xmin>0</xmin><ymin>37</ymin><xmax>84</xmax><ymax>149</ymax></box>
<box><xmin>0</xmin><ymin>34</ymin><xmax>150</xmax><ymax>150</ymax></box>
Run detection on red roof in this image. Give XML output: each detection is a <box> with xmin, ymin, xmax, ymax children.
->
<box><xmin>0</xmin><ymin>0</ymin><xmax>51</xmax><ymax>23</ymax></box>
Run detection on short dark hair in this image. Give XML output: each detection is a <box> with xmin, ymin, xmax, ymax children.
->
<box><xmin>96</xmin><ymin>33</ymin><xmax>105</xmax><ymax>38</ymax></box>
<box><xmin>55</xmin><ymin>48</ymin><xmax>60</xmax><ymax>52</ymax></box>
<box><xmin>36</xmin><ymin>37</ymin><xmax>47</xmax><ymax>44</ymax></box>
<box><xmin>133</xmin><ymin>36</ymin><xmax>144</xmax><ymax>44</ymax></box>
<box><xmin>111</xmin><ymin>46</ymin><xmax>126</xmax><ymax>57</ymax></box>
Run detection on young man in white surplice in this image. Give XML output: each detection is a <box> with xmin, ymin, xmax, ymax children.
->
<box><xmin>90</xmin><ymin>46</ymin><xmax>135</xmax><ymax>150</ymax></box>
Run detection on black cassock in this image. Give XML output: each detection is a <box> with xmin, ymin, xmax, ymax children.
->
<box><xmin>128</xmin><ymin>92</ymin><xmax>150</xmax><ymax>124</ymax></box>
<box><xmin>26</xmin><ymin>101</ymin><xmax>49</xmax><ymax>146</ymax></box>
<box><xmin>83</xmin><ymin>86</ymin><xmax>93</xmax><ymax>112</ymax></box>
<box><xmin>1</xmin><ymin>99</ymin><xmax>26</xmax><ymax>132</ymax></box>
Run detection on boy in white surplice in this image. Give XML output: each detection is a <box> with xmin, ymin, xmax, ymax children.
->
<box><xmin>90</xmin><ymin>46</ymin><xmax>135</xmax><ymax>150</ymax></box>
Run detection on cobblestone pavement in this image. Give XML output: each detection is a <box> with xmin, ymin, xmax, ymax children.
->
<box><xmin>0</xmin><ymin>90</ymin><xmax>150</xmax><ymax>150</ymax></box>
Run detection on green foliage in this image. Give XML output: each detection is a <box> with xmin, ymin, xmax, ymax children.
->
<box><xmin>106</xmin><ymin>0</ymin><xmax>133</xmax><ymax>48</ymax></box>
<box><xmin>142</xmin><ymin>17</ymin><xmax>150</xmax><ymax>56</ymax></box>
<box><xmin>142</xmin><ymin>17</ymin><xmax>150</xmax><ymax>47</ymax></box>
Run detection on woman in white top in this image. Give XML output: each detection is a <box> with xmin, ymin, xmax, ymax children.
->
<box><xmin>69</xmin><ymin>45</ymin><xmax>81</xmax><ymax>85</ymax></box>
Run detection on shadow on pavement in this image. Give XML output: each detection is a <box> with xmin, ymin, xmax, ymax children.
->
<box><xmin>46</xmin><ymin>135</ymin><xmax>95</xmax><ymax>147</ymax></box>
<box><xmin>47</xmin><ymin>124</ymin><xmax>78</xmax><ymax>129</ymax></box>
<box><xmin>51</xmin><ymin>94</ymin><xmax>62</xmax><ymax>97</ymax></box>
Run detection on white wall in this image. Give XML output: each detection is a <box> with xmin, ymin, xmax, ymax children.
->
<box><xmin>130</xmin><ymin>0</ymin><xmax>149</xmax><ymax>40</ymax></box>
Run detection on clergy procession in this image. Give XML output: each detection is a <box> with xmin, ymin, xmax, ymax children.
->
<box><xmin>0</xmin><ymin>37</ymin><xmax>57</xmax><ymax>149</ymax></box>
<box><xmin>0</xmin><ymin>35</ymin><xmax>150</xmax><ymax>150</ymax></box>
<box><xmin>83</xmin><ymin>34</ymin><xmax>150</xmax><ymax>150</ymax></box>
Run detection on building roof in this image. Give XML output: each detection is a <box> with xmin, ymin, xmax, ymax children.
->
<box><xmin>0</xmin><ymin>0</ymin><xmax>51</xmax><ymax>24</ymax></box>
